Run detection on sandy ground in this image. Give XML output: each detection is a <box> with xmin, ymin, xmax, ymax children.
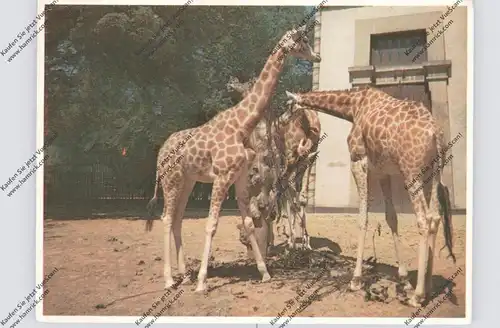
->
<box><xmin>43</xmin><ymin>213</ymin><xmax>466</xmax><ymax>319</ymax></box>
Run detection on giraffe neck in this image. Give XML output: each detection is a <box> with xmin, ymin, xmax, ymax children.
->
<box><xmin>297</xmin><ymin>88</ymin><xmax>369</xmax><ymax>123</ymax></box>
<box><xmin>238</xmin><ymin>48</ymin><xmax>287</xmax><ymax>137</ymax></box>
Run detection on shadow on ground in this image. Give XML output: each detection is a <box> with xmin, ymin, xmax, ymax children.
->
<box><xmin>201</xmin><ymin>245</ymin><xmax>457</xmax><ymax>307</ymax></box>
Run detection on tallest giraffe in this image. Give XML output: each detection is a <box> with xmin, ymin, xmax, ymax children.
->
<box><xmin>146</xmin><ymin>25</ymin><xmax>321</xmax><ymax>292</ymax></box>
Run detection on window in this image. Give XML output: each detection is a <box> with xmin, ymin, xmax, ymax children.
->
<box><xmin>370</xmin><ymin>30</ymin><xmax>427</xmax><ymax>66</ymax></box>
<box><xmin>378</xmin><ymin>83</ymin><xmax>432</xmax><ymax>112</ymax></box>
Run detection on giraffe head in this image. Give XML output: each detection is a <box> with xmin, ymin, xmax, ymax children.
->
<box><xmin>285</xmin><ymin>90</ymin><xmax>304</xmax><ymax>104</ymax></box>
<box><xmin>226</xmin><ymin>76</ymin><xmax>257</xmax><ymax>97</ymax></box>
<box><xmin>275</xmin><ymin>25</ymin><xmax>321</xmax><ymax>63</ymax></box>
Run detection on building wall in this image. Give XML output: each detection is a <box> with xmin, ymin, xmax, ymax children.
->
<box><xmin>312</xmin><ymin>5</ymin><xmax>468</xmax><ymax>211</ymax></box>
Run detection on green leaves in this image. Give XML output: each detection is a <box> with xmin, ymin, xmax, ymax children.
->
<box><xmin>45</xmin><ymin>5</ymin><xmax>314</xmax><ymax>173</ymax></box>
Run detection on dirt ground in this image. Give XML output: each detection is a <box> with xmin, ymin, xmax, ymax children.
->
<box><xmin>43</xmin><ymin>212</ymin><xmax>466</xmax><ymax>319</ymax></box>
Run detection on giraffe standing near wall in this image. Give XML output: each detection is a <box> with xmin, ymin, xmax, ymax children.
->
<box><xmin>145</xmin><ymin>26</ymin><xmax>321</xmax><ymax>292</ymax></box>
<box><xmin>227</xmin><ymin>76</ymin><xmax>321</xmax><ymax>250</ymax></box>
<box><xmin>285</xmin><ymin>86</ymin><xmax>455</xmax><ymax>307</ymax></box>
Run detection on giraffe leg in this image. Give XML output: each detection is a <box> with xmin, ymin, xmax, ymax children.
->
<box><xmin>173</xmin><ymin>179</ymin><xmax>196</xmax><ymax>285</ymax></box>
<box><xmin>424</xmin><ymin>172</ymin><xmax>443</xmax><ymax>299</ymax></box>
<box><xmin>285</xmin><ymin>198</ymin><xmax>296</xmax><ymax>249</ymax></box>
<box><xmin>161</xmin><ymin>181</ymin><xmax>182</xmax><ymax>289</ymax></box>
<box><xmin>350</xmin><ymin>156</ymin><xmax>369</xmax><ymax>291</ymax></box>
<box><xmin>299</xmin><ymin>205</ymin><xmax>311</xmax><ymax>250</ymax></box>
<box><xmin>234</xmin><ymin>167</ymin><xmax>271</xmax><ymax>282</ymax></box>
<box><xmin>407</xmin><ymin>182</ymin><xmax>430</xmax><ymax>308</ymax></box>
<box><xmin>379</xmin><ymin>175</ymin><xmax>412</xmax><ymax>291</ymax></box>
<box><xmin>298</xmin><ymin>188</ymin><xmax>311</xmax><ymax>250</ymax></box>
<box><xmin>267</xmin><ymin>218</ymin><xmax>274</xmax><ymax>255</ymax></box>
<box><xmin>195</xmin><ymin>176</ymin><xmax>231</xmax><ymax>293</ymax></box>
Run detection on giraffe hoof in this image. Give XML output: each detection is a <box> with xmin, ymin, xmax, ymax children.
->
<box><xmin>180</xmin><ymin>276</ymin><xmax>192</xmax><ymax>285</ymax></box>
<box><xmin>261</xmin><ymin>273</ymin><xmax>271</xmax><ymax>282</ymax></box>
<box><xmin>408</xmin><ymin>294</ymin><xmax>424</xmax><ymax>308</ymax></box>
<box><xmin>164</xmin><ymin>279</ymin><xmax>176</xmax><ymax>289</ymax></box>
<box><xmin>195</xmin><ymin>283</ymin><xmax>207</xmax><ymax>293</ymax></box>
<box><xmin>401</xmin><ymin>279</ymin><xmax>413</xmax><ymax>292</ymax></box>
<box><xmin>349</xmin><ymin>277</ymin><xmax>363</xmax><ymax>291</ymax></box>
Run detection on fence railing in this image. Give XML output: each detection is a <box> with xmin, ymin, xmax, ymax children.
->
<box><xmin>45</xmin><ymin>165</ymin><xmax>238</xmax><ymax>210</ymax></box>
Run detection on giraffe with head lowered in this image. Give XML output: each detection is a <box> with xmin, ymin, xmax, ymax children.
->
<box><xmin>227</xmin><ymin>76</ymin><xmax>321</xmax><ymax>250</ymax></box>
<box><xmin>285</xmin><ymin>86</ymin><xmax>456</xmax><ymax>307</ymax></box>
<box><xmin>146</xmin><ymin>25</ymin><xmax>321</xmax><ymax>292</ymax></box>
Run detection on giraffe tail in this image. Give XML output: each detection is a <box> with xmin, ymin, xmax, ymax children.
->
<box><xmin>435</xmin><ymin>131</ymin><xmax>456</xmax><ymax>264</ymax></box>
<box><xmin>145</xmin><ymin>170</ymin><xmax>159</xmax><ymax>232</ymax></box>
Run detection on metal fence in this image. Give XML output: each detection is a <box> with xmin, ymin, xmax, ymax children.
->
<box><xmin>45</xmin><ymin>163</ymin><xmax>238</xmax><ymax>216</ymax></box>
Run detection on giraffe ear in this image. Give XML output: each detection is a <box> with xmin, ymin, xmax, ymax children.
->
<box><xmin>285</xmin><ymin>90</ymin><xmax>300</xmax><ymax>102</ymax></box>
<box><xmin>228</xmin><ymin>76</ymin><xmax>239</xmax><ymax>84</ymax></box>
<box><xmin>226</xmin><ymin>76</ymin><xmax>240</xmax><ymax>91</ymax></box>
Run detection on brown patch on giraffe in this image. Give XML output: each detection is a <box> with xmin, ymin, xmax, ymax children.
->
<box><xmin>226</xmin><ymin>146</ymin><xmax>237</xmax><ymax>155</ymax></box>
<box><xmin>197</xmin><ymin>141</ymin><xmax>206</xmax><ymax>149</ymax></box>
<box><xmin>215</xmin><ymin>150</ymin><xmax>225</xmax><ymax>159</ymax></box>
<box><xmin>337</xmin><ymin>95</ymin><xmax>347</xmax><ymax>105</ymax></box>
<box><xmin>224</xmin><ymin>126</ymin><xmax>235</xmax><ymax>135</ymax></box>
<box><xmin>410</xmin><ymin>128</ymin><xmax>420</xmax><ymax>136</ymax></box>
<box><xmin>189</xmin><ymin>147</ymin><xmax>196</xmax><ymax>155</ymax></box>
<box><xmin>213</xmin><ymin>159</ymin><xmax>226</xmax><ymax>170</ymax></box>
<box><xmin>373</xmin><ymin>126</ymin><xmax>384</xmax><ymax>139</ymax></box>
<box><xmin>226</xmin><ymin>135</ymin><xmax>236</xmax><ymax>145</ymax></box>
<box><xmin>207</xmin><ymin>140</ymin><xmax>216</xmax><ymax>149</ymax></box>
<box><xmin>217</xmin><ymin>121</ymin><xmax>226</xmax><ymax>130</ymax></box>
<box><xmin>250</xmin><ymin>94</ymin><xmax>258</xmax><ymax>103</ymax></box>
<box><xmin>237</xmin><ymin>109</ymin><xmax>246</xmax><ymax>122</ymax></box>
<box><xmin>417</xmin><ymin>120</ymin><xmax>428</xmax><ymax>129</ymax></box>
<box><xmin>215</xmin><ymin>133</ymin><xmax>225</xmax><ymax>142</ymax></box>
<box><xmin>241</xmin><ymin>99</ymin><xmax>249</xmax><ymax>107</ymax></box>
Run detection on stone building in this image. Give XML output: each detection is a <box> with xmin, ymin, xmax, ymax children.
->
<box><xmin>306</xmin><ymin>5</ymin><xmax>468</xmax><ymax>212</ymax></box>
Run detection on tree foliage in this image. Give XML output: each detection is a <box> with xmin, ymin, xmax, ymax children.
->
<box><xmin>45</xmin><ymin>5</ymin><xmax>315</xmax><ymax>189</ymax></box>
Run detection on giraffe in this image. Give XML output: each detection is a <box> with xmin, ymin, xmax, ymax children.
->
<box><xmin>145</xmin><ymin>25</ymin><xmax>321</xmax><ymax>292</ymax></box>
<box><xmin>275</xmin><ymin>101</ymin><xmax>321</xmax><ymax>250</ymax></box>
<box><xmin>285</xmin><ymin>86</ymin><xmax>456</xmax><ymax>307</ymax></box>
<box><xmin>227</xmin><ymin>76</ymin><xmax>321</xmax><ymax>250</ymax></box>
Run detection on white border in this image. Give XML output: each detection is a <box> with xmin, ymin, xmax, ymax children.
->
<box><xmin>36</xmin><ymin>0</ymin><xmax>473</xmax><ymax>324</ymax></box>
